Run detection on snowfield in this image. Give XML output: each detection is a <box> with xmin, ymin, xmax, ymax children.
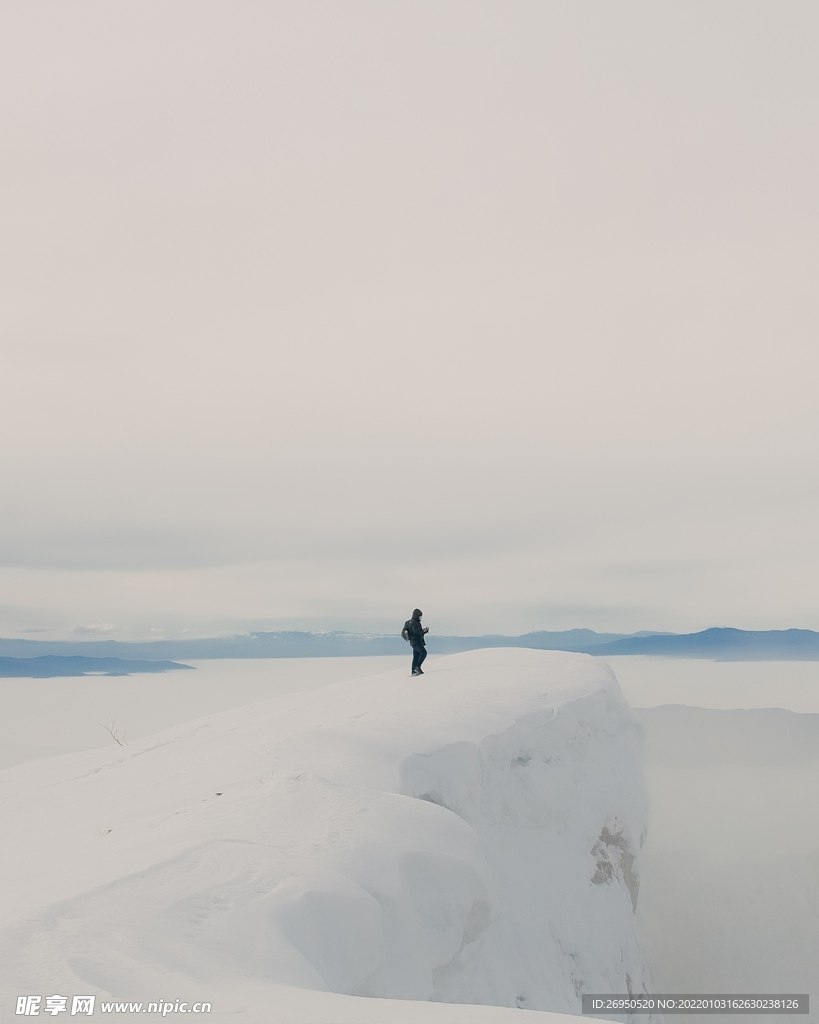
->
<box><xmin>0</xmin><ymin>649</ymin><xmax>649</xmax><ymax>1022</ymax></box>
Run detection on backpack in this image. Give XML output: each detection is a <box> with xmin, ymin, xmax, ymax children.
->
<box><xmin>401</xmin><ymin>620</ymin><xmax>411</xmax><ymax>642</ymax></box>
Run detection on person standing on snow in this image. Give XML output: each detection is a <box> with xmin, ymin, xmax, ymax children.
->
<box><xmin>402</xmin><ymin>608</ymin><xmax>429</xmax><ymax>675</ymax></box>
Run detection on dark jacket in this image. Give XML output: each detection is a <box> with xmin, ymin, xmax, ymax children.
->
<box><xmin>405</xmin><ymin>618</ymin><xmax>426</xmax><ymax>647</ymax></box>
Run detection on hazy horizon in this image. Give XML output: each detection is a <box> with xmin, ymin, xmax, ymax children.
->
<box><xmin>2</xmin><ymin>2</ymin><xmax>818</xmax><ymax>641</ymax></box>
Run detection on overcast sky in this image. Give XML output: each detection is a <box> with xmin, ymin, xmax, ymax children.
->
<box><xmin>1</xmin><ymin>2</ymin><xmax>818</xmax><ymax>640</ymax></box>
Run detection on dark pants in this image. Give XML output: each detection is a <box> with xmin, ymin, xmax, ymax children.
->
<box><xmin>411</xmin><ymin>644</ymin><xmax>427</xmax><ymax>674</ymax></box>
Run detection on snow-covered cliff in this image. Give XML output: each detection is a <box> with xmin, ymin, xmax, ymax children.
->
<box><xmin>0</xmin><ymin>649</ymin><xmax>650</xmax><ymax>1021</ymax></box>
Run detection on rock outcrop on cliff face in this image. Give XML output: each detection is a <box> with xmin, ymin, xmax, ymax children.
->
<box><xmin>0</xmin><ymin>649</ymin><xmax>650</xmax><ymax>1020</ymax></box>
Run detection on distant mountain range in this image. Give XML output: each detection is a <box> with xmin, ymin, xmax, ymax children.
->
<box><xmin>0</xmin><ymin>656</ymin><xmax>193</xmax><ymax>678</ymax></box>
<box><xmin>1</xmin><ymin>627</ymin><xmax>819</xmax><ymax>675</ymax></box>
<box><xmin>589</xmin><ymin>627</ymin><xmax>819</xmax><ymax>660</ymax></box>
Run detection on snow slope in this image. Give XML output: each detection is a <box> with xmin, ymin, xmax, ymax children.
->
<box><xmin>0</xmin><ymin>649</ymin><xmax>648</xmax><ymax>1022</ymax></box>
<box><xmin>0</xmin><ymin>655</ymin><xmax>407</xmax><ymax>768</ymax></box>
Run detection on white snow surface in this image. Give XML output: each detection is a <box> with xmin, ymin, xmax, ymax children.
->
<box><xmin>0</xmin><ymin>649</ymin><xmax>649</xmax><ymax>1022</ymax></box>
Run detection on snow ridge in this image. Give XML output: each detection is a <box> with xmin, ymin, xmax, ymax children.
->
<box><xmin>0</xmin><ymin>649</ymin><xmax>651</xmax><ymax>1018</ymax></box>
